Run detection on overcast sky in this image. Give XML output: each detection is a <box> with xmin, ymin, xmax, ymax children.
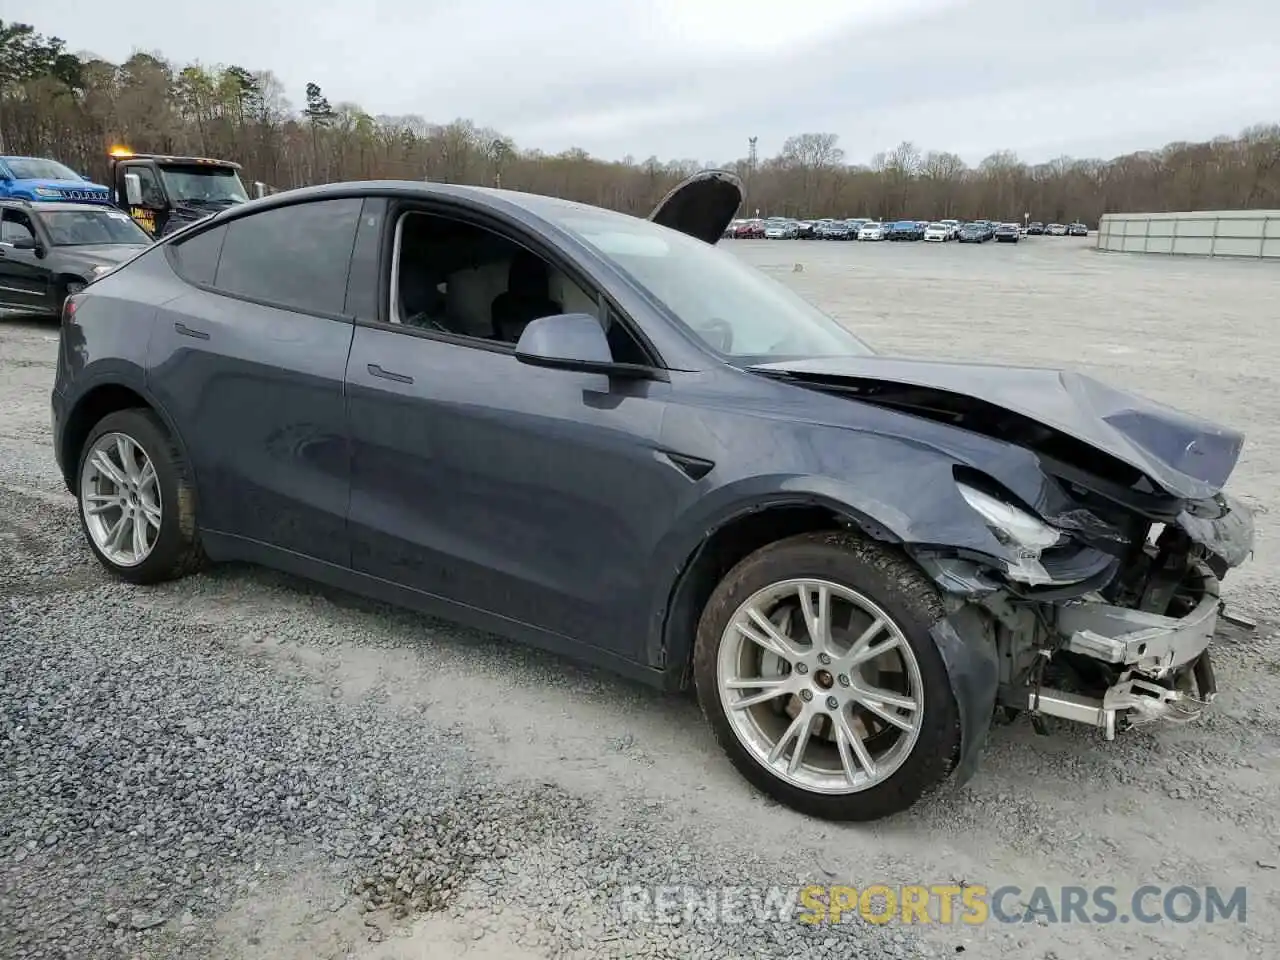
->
<box><xmin>13</xmin><ymin>0</ymin><xmax>1278</xmax><ymax>166</ymax></box>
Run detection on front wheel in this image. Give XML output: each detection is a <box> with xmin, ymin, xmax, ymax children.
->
<box><xmin>693</xmin><ymin>532</ymin><xmax>961</xmax><ymax>821</ymax></box>
<box><xmin>76</xmin><ymin>408</ymin><xmax>206</xmax><ymax>584</ymax></box>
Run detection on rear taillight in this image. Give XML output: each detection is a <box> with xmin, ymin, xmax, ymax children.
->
<box><xmin>62</xmin><ymin>295</ymin><xmax>80</xmax><ymax>325</ymax></box>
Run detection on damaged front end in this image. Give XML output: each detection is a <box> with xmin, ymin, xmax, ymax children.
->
<box><xmin>916</xmin><ymin>474</ymin><xmax>1254</xmax><ymax>747</ymax></box>
<box><xmin>749</xmin><ymin>357</ymin><xmax>1257</xmax><ymax>779</ymax></box>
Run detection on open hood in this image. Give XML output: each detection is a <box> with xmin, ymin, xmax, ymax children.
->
<box><xmin>648</xmin><ymin>169</ymin><xmax>743</xmax><ymax>244</ymax></box>
<box><xmin>751</xmin><ymin>355</ymin><xmax>1246</xmax><ymax>502</ymax></box>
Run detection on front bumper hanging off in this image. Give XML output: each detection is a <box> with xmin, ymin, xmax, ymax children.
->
<box><xmin>1026</xmin><ymin>563</ymin><xmax>1222</xmax><ymax>738</ymax></box>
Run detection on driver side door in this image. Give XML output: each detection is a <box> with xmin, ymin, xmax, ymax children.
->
<box><xmin>0</xmin><ymin>209</ymin><xmax>52</xmax><ymax>315</ymax></box>
<box><xmin>344</xmin><ymin>199</ymin><xmax>693</xmax><ymax>662</ymax></box>
<box><xmin>118</xmin><ymin>162</ymin><xmax>166</xmax><ymax>236</ymax></box>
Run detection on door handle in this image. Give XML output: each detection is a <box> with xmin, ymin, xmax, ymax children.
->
<box><xmin>367</xmin><ymin>363</ymin><xmax>413</xmax><ymax>385</ymax></box>
<box><xmin>174</xmin><ymin>321</ymin><xmax>210</xmax><ymax>340</ymax></box>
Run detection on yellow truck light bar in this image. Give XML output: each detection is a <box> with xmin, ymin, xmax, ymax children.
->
<box><xmin>107</xmin><ymin>147</ymin><xmax>241</xmax><ymax>170</ymax></box>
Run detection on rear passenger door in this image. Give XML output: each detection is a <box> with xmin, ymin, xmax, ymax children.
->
<box><xmin>147</xmin><ymin>197</ymin><xmax>365</xmax><ymax>565</ymax></box>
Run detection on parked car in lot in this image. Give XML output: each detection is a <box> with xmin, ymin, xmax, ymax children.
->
<box><xmin>818</xmin><ymin>220</ymin><xmax>854</xmax><ymax>240</ymax></box>
<box><xmin>1067</xmin><ymin>222</ymin><xmax>1089</xmax><ymax>237</ymax></box>
<box><xmin>965</xmin><ymin>220</ymin><xmax>994</xmax><ymax>241</ymax></box>
<box><xmin>733</xmin><ymin>219</ymin><xmax>766</xmax><ymax>239</ymax></box>
<box><xmin>923</xmin><ymin>223</ymin><xmax>950</xmax><ymax>243</ymax></box>
<box><xmin>857</xmin><ymin>221</ymin><xmax>886</xmax><ymax>241</ymax></box>
<box><xmin>795</xmin><ymin>220</ymin><xmax>817</xmax><ymax>239</ymax></box>
<box><xmin>1026</xmin><ymin>221</ymin><xmax>1044</xmax><ymax>235</ymax></box>
<box><xmin>957</xmin><ymin>222</ymin><xmax>988</xmax><ymax>243</ymax></box>
<box><xmin>764</xmin><ymin>220</ymin><xmax>797</xmax><ymax>239</ymax></box>
<box><xmin>1046</xmin><ymin>223</ymin><xmax>1067</xmax><ymax>236</ymax></box>
<box><xmin>0</xmin><ymin>199</ymin><xmax>152</xmax><ymax>319</ymax></box>
<box><xmin>994</xmin><ymin>223</ymin><xmax>1020</xmax><ymax>243</ymax></box>
<box><xmin>51</xmin><ymin>170</ymin><xmax>1255</xmax><ymax>823</ymax></box>
<box><xmin>0</xmin><ymin>156</ymin><xmax>113</xmax><ymax>204</ymax></box>
<box><xmin>938</xmin><ymin>219</ymin><xmax>960</xmax><ymax>239</ymax></box>
<box><xmin>887</xmin><ymin>220</ymin><xmax>923</xmax><ymax>241</ymax></box>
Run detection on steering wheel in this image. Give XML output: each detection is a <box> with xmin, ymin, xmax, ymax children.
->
<box><xmin>693</xmin><ymin>318</ymin><xmax>734</xmax><ymax>353</ymax></box>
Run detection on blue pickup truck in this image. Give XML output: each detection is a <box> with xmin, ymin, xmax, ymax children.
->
<box><xmin>0</xmin><ymin>156</ymin><xmax>112</xmax><ymax>204</ymax></box>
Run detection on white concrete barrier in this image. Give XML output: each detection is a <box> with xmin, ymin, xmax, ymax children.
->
<box><xmin>1096</xmin><ymin>209</ymin><xmax>1280</xmax><ymax>259</ymax></box>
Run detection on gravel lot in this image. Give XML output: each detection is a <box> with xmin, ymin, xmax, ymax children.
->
<box><xmin>2</xmin><ymin>236</ymin><xmax>1278</xmax><ymax>959</ymax></box>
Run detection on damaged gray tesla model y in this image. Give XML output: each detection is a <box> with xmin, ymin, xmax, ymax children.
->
<box><xmin>51</xmin><ymin>170</ymin><xmax>1254</xmax><ymax>821</ymax></box>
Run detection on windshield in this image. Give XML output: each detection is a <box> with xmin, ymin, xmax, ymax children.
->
<box><xmin>7</xmin><ymin>158</ymin><xmax>82</xmax><ymax>181</ymax></box>
<box><xmin>521</xmin><ymin>196</ymin><xmax>873</xmax><ymax>362</ymax></box>
<box><xmin>158</xmin><ymin>165</ymin><xmax>249</xmax><ymax>204</ymax></box>
<box><xmin>41</xmin><ymin>208</ymin><xmax>152</xmax><ymax>246</ymax></box>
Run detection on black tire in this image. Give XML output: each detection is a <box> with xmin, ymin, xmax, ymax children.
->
<box><xmin>75</xmin><ymin>407</ymin><xmax>206</xmax><ymax>585</ymax></box>
<box><xmin>693</xmin><ymin>531</ymin><xmax>961</xmax><ymax>821</ymax></box>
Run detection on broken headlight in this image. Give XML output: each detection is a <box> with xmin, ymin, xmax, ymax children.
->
<box><xmin>957</xmin><ymin>482</ymin><xmax>1066</xmax><ymax>585</ymax></box>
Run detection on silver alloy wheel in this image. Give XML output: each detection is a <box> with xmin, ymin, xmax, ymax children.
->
<box><xmin>80</xmin><ymin>432</ymin><xmax>162</xmax><ymax>568</ymax></box>
<box><xmin>716</xmin><ymin>578</ymin><xmax>925</xmax><ymax>795</ymax></box>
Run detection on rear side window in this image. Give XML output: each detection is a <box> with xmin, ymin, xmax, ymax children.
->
<box><xmin>213</xmin><ymin>198</ymin><xmax>363</xmax><ymax>316</ymax></box>
<box><xmin>170</xmin><ymin>224</ymin><xmax>227</xmax><ymax>286</ymax></box>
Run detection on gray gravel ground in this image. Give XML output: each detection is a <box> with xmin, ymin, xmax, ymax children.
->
<box><xmin>2</xmin><ymin>236</ymin><xmax>1279</xmax><ymax>960</ymax></box>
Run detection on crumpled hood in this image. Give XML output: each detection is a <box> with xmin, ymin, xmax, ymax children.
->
<box><xmin>750</xmin><ymin>355</ymin><xmax>1246</xmax><ymax>502</ymax></box>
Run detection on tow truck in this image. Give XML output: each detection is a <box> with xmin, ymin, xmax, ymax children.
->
<box><xmin>106</xmin><ymin>146</ymin><xmax>271</xmax><ymax>238</ymax></box>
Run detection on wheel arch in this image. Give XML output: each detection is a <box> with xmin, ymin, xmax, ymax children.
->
<box><xmin>653</xmin><ymin>492</ymin><xmax>902</xmax><ymax>691</ymax></box>
<box><xmin>53</xmin><ymin>270</ymin><xmax>90</xmax><ymax>292</ymax></box>
<box><xmin>59</xmin><ymin>379</ymin><xmax>191</xmax><ymax>491</ymax></box>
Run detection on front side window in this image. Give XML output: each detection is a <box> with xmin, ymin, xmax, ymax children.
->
<box><xmin>41</xmin><ymin>208</ymin><xmax>151</xmax><ymax>246</ymax></box>
<box><xmin>1</xmin><ymin>210</ymin><xmax>35</xmax><ymax>243</ymax></box>
<box><xmin>385</xmin><ymin>208</ymin><xmax>652</xmax><ymax>364</ymax></box>
<box><xmin>213</xmin><ymin>198</ymin><xmax>362</xmax><ymax>315</ymax></box>
<box><xmin>519</xmin><ymin>195</ymin><xmax>874</xmax><ymax>363</ymax></box>
<box><xmin>126</xmin><ymin>165</ymin><xmax>166</xmax><ymax>208</ymax></box>
<box><xmin>6</xmin><ymin>158</ymin><xmax>81</xmax><ymax>181</ymax></box>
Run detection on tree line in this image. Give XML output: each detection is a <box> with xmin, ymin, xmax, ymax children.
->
<box><xmin>3</xmin><ymin>19</ymin><xmax>1279</xmax><ymax>224</ymax></box>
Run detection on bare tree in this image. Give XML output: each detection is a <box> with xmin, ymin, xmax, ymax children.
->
<box><xmin>3</xmin><ymin>18</ymin><xmax>1279</xmax><ymax>222</ymax></box>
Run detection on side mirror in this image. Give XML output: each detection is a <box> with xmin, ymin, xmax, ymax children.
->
<box><xmin>82</xmin><ymin>174</ymin><xmax>93</xmax><ymax>181</ymax></box>
<box><xmin>12</xmin><ymin>236</ymin><xmax>43</xmax><ymax>256</ymax></box>
<box><xmin>253</xmin><ymin>182</ymin><xmax>267</xmax><ymax>199</ymax></box>
<box><xmin>514</xmin><ymin>313</ymin><xmax>655</xmax><ymax>379</ymax></box>
<box><xmin>124</xmin><ymin>173</ymin><xmax>142</xmax><ymax>206</ymax></box>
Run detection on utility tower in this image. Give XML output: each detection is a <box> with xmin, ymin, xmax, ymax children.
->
<box><xmin>747</xmin><ymin>136</ymin><xmax>757</xmax><ymax>210</ymax></box>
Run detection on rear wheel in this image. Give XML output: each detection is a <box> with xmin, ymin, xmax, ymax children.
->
<box><xmin>76</xmin><ymin>408</ymin><xmax>206</xmax><ymax>584</ymax></box>
<box><xmin>693</xmin><ymin>532</ymin><xmax>960</xmax><ymax>821</ymax></box>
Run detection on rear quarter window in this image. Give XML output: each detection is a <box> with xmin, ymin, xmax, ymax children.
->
<box><xmin>169</xmin><ymin>224</ymin><xmax>228</xmax><ymax>286</ymax></box>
